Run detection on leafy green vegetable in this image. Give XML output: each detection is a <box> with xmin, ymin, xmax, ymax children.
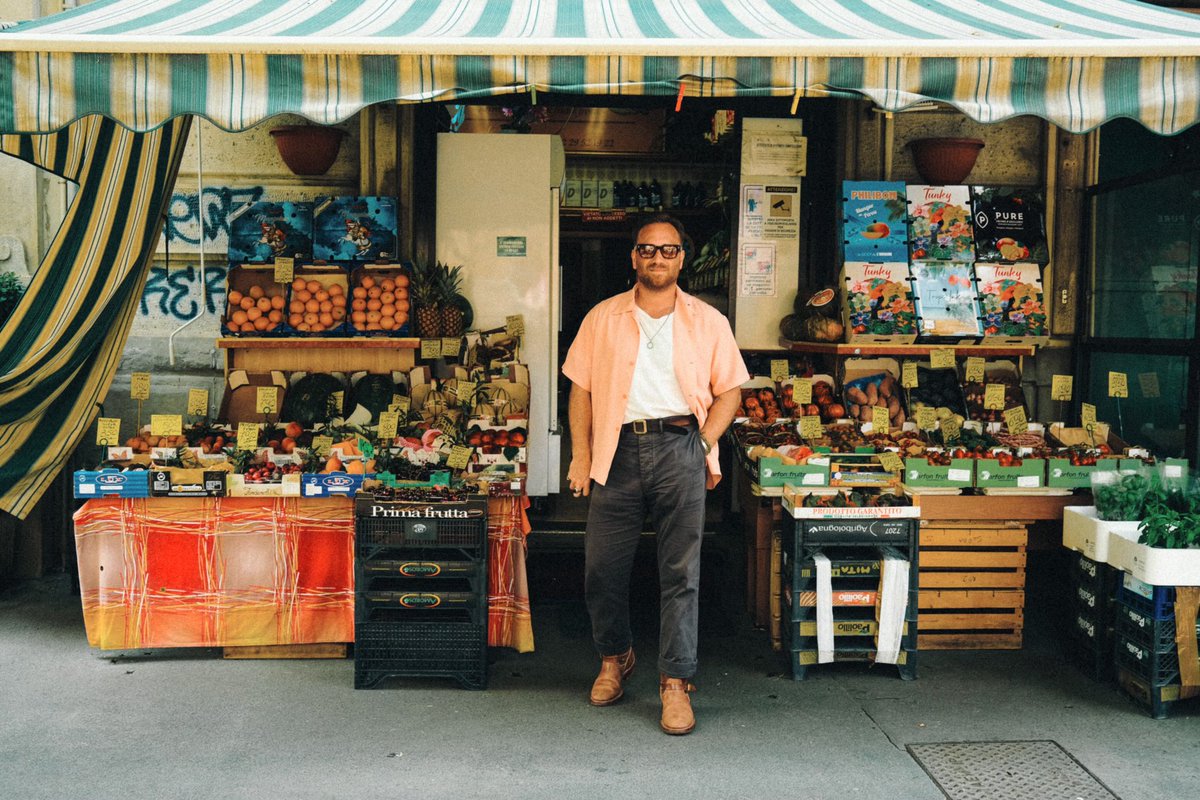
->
<box><xmin>1092</xmin><ymin>472</ymin><xmax>1149</xmax><ymax>521</ymax></box>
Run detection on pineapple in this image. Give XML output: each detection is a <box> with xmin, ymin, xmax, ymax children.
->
<box><xmin>439</xmin><ymin>262</ymin><xmax>467</xmax><ymax>337</ymax></box>
<box><xmin>410</xmin><ymin>260</ymin><xmax>442</xmax><ymax>338</ymax></box>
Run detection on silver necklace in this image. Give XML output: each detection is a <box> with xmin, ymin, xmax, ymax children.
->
<box><xmin>637</xmin><ymin>310</ymin><xmax>672</xmax><ymax>349</ymax></box>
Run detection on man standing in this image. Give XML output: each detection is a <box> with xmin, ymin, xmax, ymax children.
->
<box><xmin>562</xmin><ymin>214</ymin><xmax>748</xmax><ymax>735</ymax></box>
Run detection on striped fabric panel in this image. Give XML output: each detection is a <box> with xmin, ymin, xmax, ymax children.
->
<box><xmin>2</xmin><ymin>1</ymin><xmax>1200</xmax><ymax>134</ymax></box>
<box><xmin>0</xmin><ymin>115</ymin><xmax>190</xmax><ymax>519</ymax></box>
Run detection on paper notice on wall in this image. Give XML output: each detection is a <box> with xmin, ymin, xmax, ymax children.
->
<box><xmin>738</xmin><ymin>242</ymin><xmax>776</xmax><ymax>297</ymax></box>
<box><xmin>763</xmin><ymin>185</ymin><xmax>800</xmax><ymax>240</ymax></box>
<box><xmin>745</xmin><ymin>132</ymin><xmax>808</xmax><ymax>177</ymax></box>
<box><xmin>741</xmin><ymin>185</ymin><xmax>765</xmax><ymax>240</ymax></box>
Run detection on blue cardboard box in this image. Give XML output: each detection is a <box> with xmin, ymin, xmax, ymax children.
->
<box><xmin>313</xmin><ymin>196</ymin><xmax>398</xmax><ymax>261</ymax></box>
<box><xmin>301</xmin><ymin>472</ymin><xmax>370</xmax><ymax>497</ymax></box>
<box><xmin>840</xmin><ymin>181</ymin><xmax>908</xmax><ymax>262</ymax></box>
<box><xmin>227</xmin><ymin>201</ymin><xmax>313</xmax><ymax>263</ymax></box>
<box><xmin>74</xmin><ymin>469</ymin><xmax>150</xmax><ymax>499</ymax></box>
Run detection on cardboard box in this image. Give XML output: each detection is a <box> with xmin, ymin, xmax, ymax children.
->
<box><xmin>312</xmin><ymin>196</ymin><xmax>397</xmax><ymax>261</ymax></box>
<box><xmin>904</xmin><ymin>457</ymin><xmax>975</xmax><ymax>488</ymax></box>
<box><xmin>288</xmin><ymin>264</ymin><xmax>351</xmax><ymax>335</ymax></box>
<box><xmin>974</xmin><ymin>262</ymin><xmax>1050</xmax><ymax>345</ymax></box>
<box><xmin>222</xmin><ymin>264</ymin><xmax>289</xmax><ymax>336</ymax></box>
<box><xmin>910</xmin><ymin>260</ymin><xmax>982</xmax><ymax>343</ymax></box>
<box><xmin>73</xmin><ymin>469</ymin><xmax>150</xmax><ymax>499</ymax></box>
<box><xmin>906</xmin><ymin>185</ymin><xmax>975</xmax><ymax>262</ymax></box>
<box><xmin>219</xmin><ymin>370</ymin><xmax>289</xmax><ymax>425</ymax></box>
<box><xmin>301</xmin><ymin>472</ymin><xmax>369</xmax><ymax>497</ymax></box>
<box><xmin>226</xmin><ymin>473</ymin><xmax>301</xmax><ymax>497</ymax></box>
<box><xmin>839</xmin><ymin>262</ymin><xmax>917</xmax><ymax>344</ymax></box>
<box><xmin>839</xmin><ymin>181</ymin><xmax>908</xmax><ymax>262</ymax></box>
<box><xmin>748</xmin><ymin>455</ymin><xmax>830</xmax><ymax>489</ymax></box>
<box><xmin>346</xmin><ymin>264</ymin><xmax>412</xmax><ymax>337</ymax></box>
<box><xmin>973</xmin><ymin>458</ymin><xmax>1045</xmax><ymax>489</ymax></box>
<box><xmin>227</xmin><ymin>201</ymin><xmax>313</xmax><ymax>263</ymax></box>
<box><xmin>149</xmin><ymin>468</ymin><xmax>228</xmax><ymax>497</ymax></box>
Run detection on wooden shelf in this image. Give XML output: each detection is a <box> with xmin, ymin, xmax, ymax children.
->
<box><xmin>913</xmin><ymin>493</ymin><xmax>1090</xmax><ymax>521</ymax></box>
<box><xmin>218</xmin><ymin>337</ymin><xmax>418</xmax><ymax>350</ymax></box>
<box><xmin>780</xmin><ymin>340</ymin><xmax>1037</xmax><ymax>358</ymax></box>
<box><xmin>218</xmin><ymin>337</ymin><xmax>419</xmax><ymax>373</ymax></box>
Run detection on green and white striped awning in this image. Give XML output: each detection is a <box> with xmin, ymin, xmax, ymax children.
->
<box><xmin>3</xmin><ymin>0</ymin><xmax>1200</xmax><ymax>134</ymax></box>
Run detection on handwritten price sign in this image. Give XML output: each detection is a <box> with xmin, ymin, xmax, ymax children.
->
<box><xmin>255</xmin><ymin>386</ymin><xmax>279</xmax><ymax>415</ymax></box>
<box><xmin>964</xmin><ymin>357</ymin><xmax>985</xmax><ymax>383</ymax></box>
<box><xmin>1107</xmin><ymin>371</ymin><xmax>1129</xmax><ymax>399</ymax></box>
<box><xmin>1050</xmin><ymin>375</ymin><xmax>1073</xmax><ymax>402</ymax></box>
<box><xmin>930</xmin><ymin>348</ymin><xmax>956</xmax><ymax>369</ymax></box>
<box><xmin>130</xmin><ymin>372</ymin><xmax>151</xmax><ymax>400</ymax></box>
<box><xmin>187</xmin><ymin>388</ymin><xmax>209</xmax><ymax>417</ymax></box>
<box><xmin>96</xmin><ymin>417</ymin><xmax>121</xmax><ymax>446</ymax></box>
<box><xmin>770</xmin><ymin>360</ymin><xmax>790</xmax><ymax>383</ymax></box>
<box><xmin>983</xmin><ymin>384</ymin><xmax>1006</xmax><ymax>410</ymax></box>
<box><xmin>901</xmin><ymin>362</ymin><xmax>918</xmax><ymax>389</ymax></box>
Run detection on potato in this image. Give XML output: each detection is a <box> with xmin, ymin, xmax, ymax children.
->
<box><xmin>847</xmin><ymin>387</ymin><xmax>868</xmax><ymax>405</ymax></box>
<box><xmin>865</xmin><ymin>382</ymin><xmax>879</xmax><ymax>406</ymax></box>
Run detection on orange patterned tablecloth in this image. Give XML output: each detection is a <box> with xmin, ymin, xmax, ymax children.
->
<box><xmin>73</xmin><ymin>496</ymin><xmax>534</xmax><ymax>652</ymax></box>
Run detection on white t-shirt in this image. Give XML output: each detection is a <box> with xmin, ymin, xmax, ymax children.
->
<box><xmin>623</xmin><ymin>307</ymin><xmax>692</xmax><ymax>423</ymax></box>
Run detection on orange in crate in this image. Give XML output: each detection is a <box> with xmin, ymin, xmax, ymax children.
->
<box><xmin>348</xmin><ymin>265</ymin><xmax>411</xmax><ymax>336</ymax></box>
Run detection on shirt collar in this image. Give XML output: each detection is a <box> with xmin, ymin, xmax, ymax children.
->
<box><xmin>610</xmin><ymin>284</ymin><xmax>693</xmax><ymax>316</ymax></box>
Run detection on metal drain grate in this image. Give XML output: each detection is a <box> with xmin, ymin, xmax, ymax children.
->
<box><xmin>907</xmin><ymin>740</ymin><xmax>1120</xmax><ymax>800</ymax></box>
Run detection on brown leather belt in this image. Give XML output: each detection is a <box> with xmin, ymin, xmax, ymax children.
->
<box><xmin>621</xmin><ymin>415</ymin><xmax>696</xmax><ymax>435</ymax></box>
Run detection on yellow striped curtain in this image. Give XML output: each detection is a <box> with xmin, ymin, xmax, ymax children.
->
<box><xmin>0</xmin><ymin>116</ymin><xmax>191</xmax><ymax>518</ymax></box>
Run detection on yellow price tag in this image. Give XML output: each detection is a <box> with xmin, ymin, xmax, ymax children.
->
<box><xmin>130</xmin><ymin>372</ymin><xmax>151</xmax><ymax>400</ymax></box>
<box><xmin>871</xmin><ymin>406</ymin><xmax>890</xmax><ymax>431</ymax></box>
<box><xmin>255</xmin><ymin>386</ymin><xmax>279</xmax><ymax>415</ymax></box>
<box><xmin>377</xmin><ymin>411</ymin><xmax>400</xmax><ymax>441</ymax></box>
<box><xmin>770</xmin><ymin>360</ymin><xmax>790</xmax><ymax>383</ymax></box>
<box><xmin>1081</xmin><ymin>403</ymin><xmax>1097</xmax><ymax>429</ymax></box>
<box><xmin>877</xmin><ymin>452</ymin><xmax>904</xmax><ymax>473</ymax></box>
<box><xmin>236</xmin><ymin>422</ymin><xmax>260</xmax><ymax>451</ymax></box>
<box><xmin>150</xmin><ymin>414</ymin><xmax>183</xmax><ymax>437</ymax></box>
<box><xmin>421</xmin><ymin>339</ymin><xmax>443</xmax><ymax>359</ymax></box>
<box><xmin>901</xmin><ymin>362</ymin><xmax>919</xmax><ymax>389</ymax></box>
<box><xmin>446</xmin><ymin>444</ymin><xmax>474</xmax><ymax>469</ymax></box>
<box><xmin>456</xmin><ymin>380</ymin><xmax>477</xmax><ymax>404</ymax></box>
<box><xmin>1138</xmin><ymin>372</ymin><xmax>1160</xmax><ymax>398</ymax></box>
<box><xmin>1108</xmin><ymin>371</ymin><xmax>1129</xmax><ymax>399</ymax></box>
<box><xmin>799</xmin><ymin>416</ymin><xmax>824</xmax><ymax>439</ymax></box>
<box><xmin>984</xmin><ymin>383</ymin><xmax>1006</xmax><ymax>410</ymax></box>
<box><xmin>1003</xmin><ymin>406</ymin><xmax>1028</xmax><ymax>435</ymax></box>
<box><xmin>941</xmin><ymin>415</ymin><xmax>962</xmax><ymax>443</ymax></box>
<box><xmin>311</xmin><ymin>435</ymin><xmax>333</xmax><ymax>456</ymax></box>
<box><xmin>930</xmin><ymin>348</ymin><xmax>956</xmax><ymax>369</ymax></box>
<box><xmin>441</xmin><ymin>337</ymin><xmax>462</xmax><ymax>358</ymax></box>
<box><xmin>187</xmin><ymin>388</ymin><xmax>209</xmax><ymax>417</ymax></box>
<box><xmin>916</xmin><ymin>406</ymin><xmax>937</xmax><ymax>431</ymax></box>
<box><xmin>390</xmin><ymin>394</ymin><xmax>410</xmax><ymax>415</ymax></box>
<box><xmin>96</xmin><ymin>417</ymin><xmax>121</xmax><ymax>446</ymax></box>
<box><xmin>964</xmin><ymin>357</ymin><xmax>985</xmax><ymax>383</ymax></box>
<box><xmin>273</xmin><ymin>256</ymin><xmax>295</xmax><ymax>284</ymax></box>
<box><xmin>329</xmin><ymin>391</ymin><xmax>344</xmax><ymax>415</ymax></box>
<box><xmin>1050</xmin><ymin>375</ymin><xmax>1073</xmax><ymax>402</ymax></box>
<box><xmin>792</xmin><ymin>378</ymin><xmax>812</xmax><ymax>405</ymax></box>
<box><xmin>505</xmin><ymin>314</ymin><xmax>525</xmax><ymax>336</ymax></box>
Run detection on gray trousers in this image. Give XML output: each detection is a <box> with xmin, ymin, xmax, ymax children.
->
<box><xmin>584</xmin><ymin>425</ymin><xmax>707</xmax><ymax>679</ymax></box>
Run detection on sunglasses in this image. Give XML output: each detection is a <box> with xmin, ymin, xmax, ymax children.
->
<box><xmin>634</xmin><ymin>243</ymin><xmax>683</xmax><ymax>259</ymax></box>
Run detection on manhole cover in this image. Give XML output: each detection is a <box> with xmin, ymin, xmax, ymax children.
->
<box><xmin>907</xmin><ymin>740</ymin><xmax>1120</xmax><ymax>800</ymax></box>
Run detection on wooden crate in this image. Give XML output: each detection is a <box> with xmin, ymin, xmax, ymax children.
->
<box><xmin>769</xmin><ymin>529</ymin><xmax>783</xmax><ymax>651</ymax></box>
<box><xmin>739</xmin><ymin>476</ymin><xmax>783</xmax><ymax>628</ymax></box>
<box><xmin>917</xmin><ymin>521</ymin><xmax>1028</xmax><ymax>650</ymax></box>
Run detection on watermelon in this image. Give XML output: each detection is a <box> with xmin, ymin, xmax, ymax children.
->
<box><xmin>281</xmin><ymin>373</ymin><xmax>346</xmax><ymax>425</ymax></box>
<box><xmin>352</xmin><ymin>374</ymin><xmax>399</xmax><ymax>422</ymax></box>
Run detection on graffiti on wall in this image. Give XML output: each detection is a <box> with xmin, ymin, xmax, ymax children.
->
<box><xmin>161</xmin><ymin>186</ymin><xmax>265</xmax><ymax>253</ymax></box>
<box><xmin>139</xmin><ymin>264</ymin><xmax>228</xmax><ymax>320</ymax></box>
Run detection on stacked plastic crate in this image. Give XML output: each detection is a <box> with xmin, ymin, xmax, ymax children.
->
<box><xmin>1114</xmin><ymin>576</ymin><xmax>1199</xmax><ymax>719</ymax></box>
<box><xmin>352</xmin><ymin>491</ymin><xmax>489</xmax><ymax>689</ymax></box>
<box><xmin>780</xmin><ymin>513</ymin><xmax>919</xmax><ymax>681</ymax></box>
<box><xmin>1067</xmin><ymin>552</ymin><xmax>1120</xmax><ymax>681</ymax></box>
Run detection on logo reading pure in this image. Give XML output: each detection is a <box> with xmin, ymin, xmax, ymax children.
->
<box><xmin>399</xmin><ymin>593</ymin><xmax>442</xmax><ymax>609</ymax></box>
<box><xmin>399</xmin><ymin>562</ymin><xmax>442</xmax><ymax>577</ymax></box>
<box><xmin>996</xmin><ymin>211</ymin><xmax>1024</xmax><ymax>223</ymax></box>
<box><xmin>975</xmin><ymin>210</ymin><xmax>990</xmax><ymax>228</ymax></box>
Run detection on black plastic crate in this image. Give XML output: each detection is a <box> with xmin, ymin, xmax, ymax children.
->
<box><xmin>1115</xmin><ymin>601</ymin><xmax>1187</xmax><ymax>655</ymax></box>
<box><xmin>1116</xmin><ymin>667</ymin><xmax>1182</xmax><ymax>720</ymax></box>
<box><xmin>356</xmin><ymin>572</ymin><xmax>485</xmax><ymax>595</ymax></box>
<box><xmin>356</xmin><ymin>555</ymin><xmax>485</xmax><ymax>579</ymax></box>
<box><xmin>354</xmin><ymin>496</ymin><xmax>488</xmax><ymax>553</ymax></box>
<box><xmin>1116</xmin><ymin>582</ymin><xmax>1175</xmax><ymax>621</ymax></box>
<box><xmin>356</xmin><ymin>589</ymin><xmax>487</xmax><ymax>624</ymax></box>
<box><xmin>1114</xmin><ymin>633</ymin><xmax>1181</xmax><ymax>686</ymax></box>
<box><xmin>786</xmin><ymin>647</ymin><xmax>917</xmax><ymax>681</ymax></box>
<box><xmin>787</xmin><ymin>518</ymin><xmax>917</xmax><ymax>550</ymax></box>
<box><xmin>1068</xmin><ymin>552</ymin><xmax>1118</xmax><ymax>597</ymax></box>
<box><xmin>1068</xmin><ymin>630</ymin><xmax>1115</xmax><ymax>683</ymax></box>
<box><xmin>354</xmin><ymin>620</ymin><xmax>486</xmax><ymax>690</ymax></box>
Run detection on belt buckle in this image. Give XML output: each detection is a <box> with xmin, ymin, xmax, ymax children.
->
<box><xmin>632</xmin><ymin>419</ymin><xmax>648</xmax><ymax>435</ymax></box>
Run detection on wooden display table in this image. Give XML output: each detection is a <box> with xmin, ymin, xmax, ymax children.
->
<box><xmin>913</xmin><ymin>493</ymin><xmax>1091</xmax><ymax>521</ymax></box>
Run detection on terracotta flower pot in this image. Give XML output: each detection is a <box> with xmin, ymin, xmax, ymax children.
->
<box><xmin>269</xmin><ymin>125</ymin><xmax>346</xmax><ymax>176</ymax></box>
<box><xmin>908</xmin><ymin>137</ymin><xmax>985</xmax><ymax>185</ymax></box>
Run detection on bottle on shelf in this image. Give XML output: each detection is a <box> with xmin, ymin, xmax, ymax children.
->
<box><xmin>671</xmin><ymin>181</ymin><xmax>684</xmax><ymax>209</ymax></box>
<box><xmin>649</xmin><ymin>179</ymin><xmax>663</xmax><ymax>210</ymax></box>
<box><xmin>637</xmin><ymin>181</ymin><xmax>651</xmax><ymax>210</ymax></box>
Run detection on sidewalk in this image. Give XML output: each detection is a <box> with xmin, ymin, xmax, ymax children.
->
<box><xmin>1</xmin><ymin>570</ymin><xmax>1195</xmax><ymax>800</ymax></box>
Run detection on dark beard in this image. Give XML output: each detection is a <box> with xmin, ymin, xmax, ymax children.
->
<box><xmin>637</xmin><ymin>270</ymin><xmax>676</xmax><ymax>291</ymax></box>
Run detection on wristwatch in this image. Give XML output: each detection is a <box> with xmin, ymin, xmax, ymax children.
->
<box><xmin>699</xmin><ymin>435</ymin><xmax>712</xmax><ymax>455</ymax></box>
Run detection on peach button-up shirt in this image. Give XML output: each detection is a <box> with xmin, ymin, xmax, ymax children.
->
<box><xmin>563</xmin><ymin>285</ymin><xmax>749</xmax><ymax>489</ymax></box>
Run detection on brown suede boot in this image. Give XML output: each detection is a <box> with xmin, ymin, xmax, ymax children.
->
<box><xmin>589</xmin><ymin>648</ymin><xmax>636</xmax><ymax>706</ymax></box>
<box><xmin>659</xmin><ymin>675</ymin><xmax>696</xmax><ymax>735</ymax></box>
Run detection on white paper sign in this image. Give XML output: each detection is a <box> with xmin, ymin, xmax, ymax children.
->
<box><xmin>738</xmin><ymin>242</ymin><xmax>776</xmax><ymax>297</ymax></box>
